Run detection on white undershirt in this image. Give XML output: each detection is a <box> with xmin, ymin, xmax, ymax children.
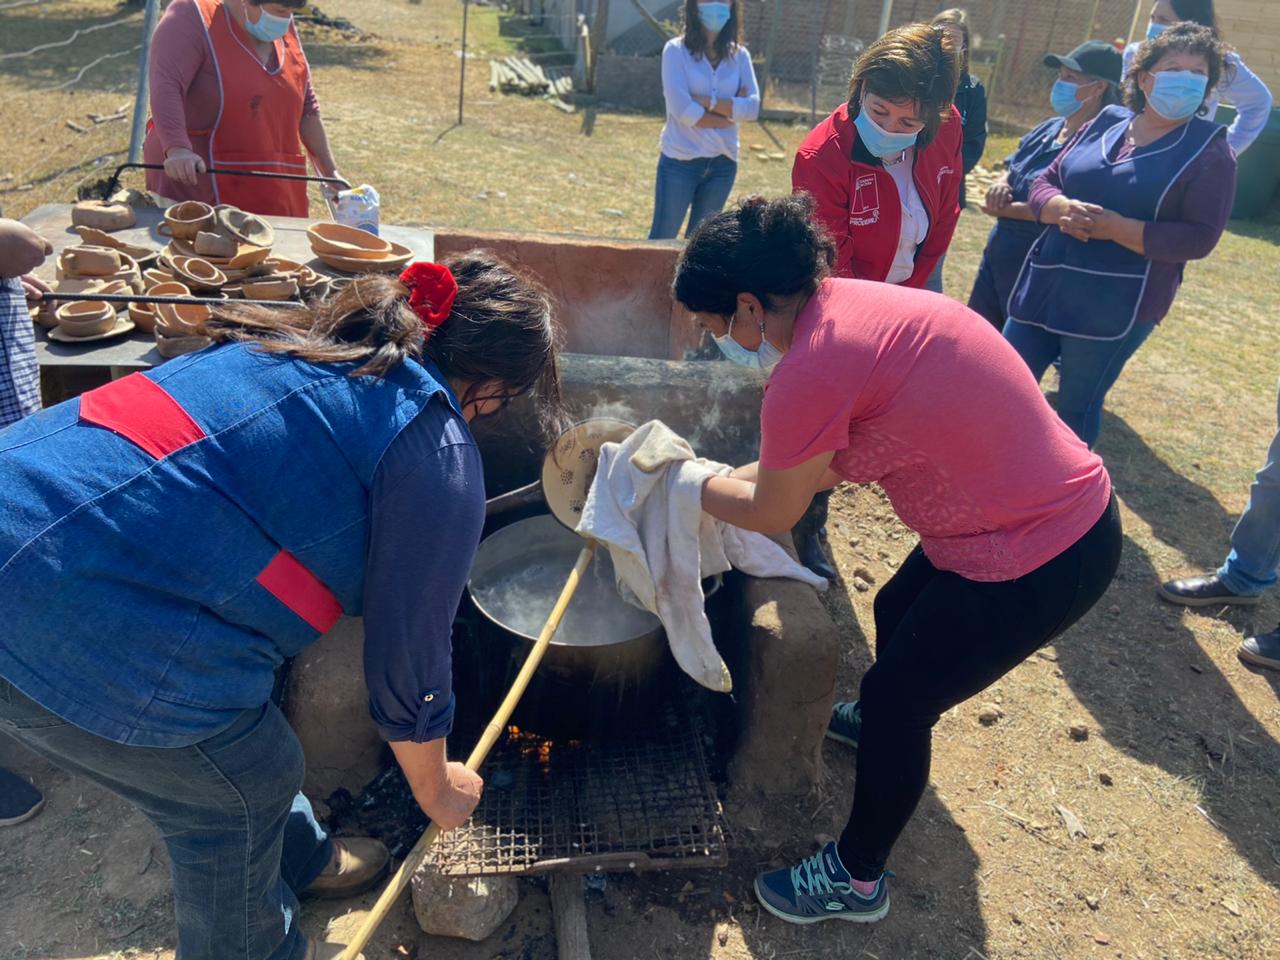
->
<box><xmin>882</xmin><ymin>148</ymin><xmax>928</xmax><ymax>285</ymax></box>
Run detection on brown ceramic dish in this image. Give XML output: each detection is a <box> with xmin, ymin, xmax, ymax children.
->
<box><xmin>241</xmin><ymin>277</ymin><xmax>299</xmax><ymax>301</ymax></box>
<box><xmin>307</xmin><ymin>222</ymin><xmax>392</xmax><ymax>258</ymax></box>
<box><xmin>171</xmin><ymin>256</ymin><xmax>227</xmax><ymax>292</ymax></box>
<box><xmin>54</xmin><ymin>300</ymin><xmax>117</xmax><ymax>338</ymax></box>
<box><xmin>215</xmin><ymin>206</ymin><xmax>275</xmax><ymax>248</ymax></box>
<box><xmin>156</xmin><ymin>300</ymin><xmax>213</xmax><ymax>337</ymax></box>
<box><xmin>160</xmin><ymin>201</ymin><xmax>216</xmax><ymax>241</ymax></box>
<box><xmin>194</xmin><ymin>230</ymin><xmax>238</xmax><ymax>259</ymax></box>
<box><xmin>312</xmin><ymin>241</ymin><xmax>414</xmax><ymax>275</ymax></box>
<box><xmin>71</xmin><ymin>200</ymin><xmax>136</xmax><ymax>232</ymax></box>
<box><xmin>154</xmin><ymin>326</ymin><xmax>213</xmax><ymax>359</ymax></box>
<box><xmin>61</xmin><ymin>246</ymin><xmax>121</xmax><ymax>277</ymax></box>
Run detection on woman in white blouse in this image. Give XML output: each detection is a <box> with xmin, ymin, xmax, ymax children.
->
<box><xmin>1126</xmin><ymin>0</ymin><xmax>1273</xmax><ymax>155</ymax></box>
<box><xmin>648</xmin><ymin>0</ymin><xmax>760</xmax><ymax>240</ymax></box>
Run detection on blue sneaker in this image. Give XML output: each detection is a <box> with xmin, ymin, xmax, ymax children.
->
<box><xmin>754</xmin><ymin>842</ymin><xmax>891</xmax><ymax>924</ymax></box>
<box><xmin>826</xmin><ymin>700</ymin><xmax>861</xmax><ymax>748</ymax></box>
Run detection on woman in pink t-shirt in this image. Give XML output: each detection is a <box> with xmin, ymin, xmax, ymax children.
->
<box><xmin>674</xmin><ymin>195</ymin><xmax>1121</xmax><ymax>926</ymax></box>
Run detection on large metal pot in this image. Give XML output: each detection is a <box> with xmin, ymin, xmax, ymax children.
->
<box><xmin>466</xmin><ymin>513</ymin><xmax>672</xmax><ymax>741</ymax></box>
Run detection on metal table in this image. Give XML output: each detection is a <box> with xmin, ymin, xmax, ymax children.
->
<box><xmin>20</xmin><ymin>204</ymin><xmax>434</xmax><ymax>399</ymax></box>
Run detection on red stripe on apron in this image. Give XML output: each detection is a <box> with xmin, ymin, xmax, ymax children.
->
<box><xmin>256</xmin><ymin>550</ymin><xmax>342</xmax><ymax>633</ymax></box>
<box><xmin>79</xmin><ymin>374</ymin><xmax>206</xmax><ymax>459</ymax></box>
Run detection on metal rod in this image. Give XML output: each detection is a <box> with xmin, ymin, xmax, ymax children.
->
<box><xmin>103</xmin><ymin>163</ymin><xmax>351</xmax><ymax>200</ymax></box>
<box><xmin>41</xmin><ymin>292</ymin><xmax>306</xmax><ymax>308</ymax></box>
<box><xmin>1127</xmin><ymin>0</ymin><xmax>1146</xmax><ymax>44</ymax></box>
<box><xmin>126</xmin><ymin>0</ymin><xmax>161</xmax><ymax>165</ymax></box>
<box><xmin>877</xmin><ymin>0</ymin><xmax>893</xmax><ymax>38</ymax></box>
<box><xmin>337</xmin><ymin>542</ymin><xmax>599</xmax><ymax>960</ymax></box>
<box><xmin>458</xmin><ymin>0</ymin><xmax>470</xmax><ymax>126</ymax></box>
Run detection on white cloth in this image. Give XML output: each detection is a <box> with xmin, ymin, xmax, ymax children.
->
<box><xmin>883</xmin><ymin>147</ymin><xmax>929</xmax><ymax>285</ymax></box>
<box><xmin>576</xmin><ymin>421</ymin><xmax>827</xmax><ymax>693</ymax></box>
<box><xmin>659</xmin><ymin>37</ymin><xmax>761</xmax><ymax>161</ymax></box>
<box><xmin>1123</xmin><ymin>44</ymin><xmax>1275</xmax><ymax>155</ymax></box>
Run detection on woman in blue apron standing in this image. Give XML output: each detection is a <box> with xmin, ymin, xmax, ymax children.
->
<box><xmin>967</xmin><ymin>40</ymin><xmax>1122</xmax><ymax>330</ymax></box>
<box><xmin>1005</xmin><ymin>23</ymin><xmax>1236</xmax><ymax>448</ymax></box>
<box><xmin>0</xmin><ymin>257</ymin><xmax>562</xmax><ymax>960</ymax></box>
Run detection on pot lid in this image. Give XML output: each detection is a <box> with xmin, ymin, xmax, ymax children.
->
<box><xmin>541</xmin><ymin>418</ymin><xmax>635</xmax><ymax>529</ymax></box>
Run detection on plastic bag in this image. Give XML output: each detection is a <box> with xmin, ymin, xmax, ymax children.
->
<box><xmin>328</xmin><ymin>184</ymin><xmax>381</xmax><ymax>236</ymax></box>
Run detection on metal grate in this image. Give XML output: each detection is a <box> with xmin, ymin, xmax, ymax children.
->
<box><xmin>430</xmin><ymin>697</ymin><xmax>728</xmax><ymax>877</ymax></box>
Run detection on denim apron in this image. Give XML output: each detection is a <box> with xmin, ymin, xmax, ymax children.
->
<box><xmin>1007</xmin><ymin>105</ymin><xmax>1225</xmax><ymax>341</ymax></box>
<box><xmin>0</xmin><ymin>344</ymin><xmax>455</xmax><ymax>746</ymax></box>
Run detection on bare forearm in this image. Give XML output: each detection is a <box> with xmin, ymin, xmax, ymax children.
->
<box><xmin>695</xmin><ymin>113</ymin><xmax>734</xmax><ymax>129</ymax></box>
<box><xmin>390</xmin><ymin>737</ymin><xmax>449</xmax><ymax>808</ymax></box>
<box><xmin>996</xmin><ymin>202</ymin><xmax>1037</xmax><ymax>222</ymax></box>
<box><xmin>299</xmin><ymin>113</ymin><xmax>337</xmax><ymax>177</ymax></box>
<box><xmin>702</xmin><ymin>474</ymin><xmax>788</xmax><ymax>533</ymax></box>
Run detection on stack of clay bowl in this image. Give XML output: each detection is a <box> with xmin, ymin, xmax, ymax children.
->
<box><xmin>159</xmin><ymin>202</ymin><xmax>274</xmax><ymax>286</ymax></box>
<box><xmin>129</xmin><ymin>280</ymin><xmax>190</xmax><ymax>334</ymax></box>
<box><xmin>153</xmin><ymin>282</ymin><xmax>215</xmax><ymax>359</ymax></box>
<box><xmin>307</xmin><ymin>222</ymin><xmax>413</xmax><ymax>274</ymax></box>
<box><xmin>56</xmin><ymin>244</ymin><xmax>143</xmax><ymax>293</ymax></box>
<box><xmin>74</xmin><ymin>226</ymin><xmax>158</xmax><ymax>271</ymax></box>
<box><xmin>51</xmin><ymin>300</ymin><xmax>123</xmax><ymax>341</ymax></box>
<box><xmin>224</xmin><ymin>255</ymin><xmax>327</xmax><ymax>302</ymax></box>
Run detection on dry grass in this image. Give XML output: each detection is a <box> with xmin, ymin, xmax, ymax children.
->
<box><xmin>2</xmin><ymin>2</ymin><xmax>1280</xmax><ymax>959</ymax></box>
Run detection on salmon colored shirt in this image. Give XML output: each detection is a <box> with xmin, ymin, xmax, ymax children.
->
<box><xmin>759</xmin><ymin>279</ymin><xmax>1112</xmax><ymax>582</ymax></box>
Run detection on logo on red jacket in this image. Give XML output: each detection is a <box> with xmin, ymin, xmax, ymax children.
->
<box><xmin>937</xmin><ymin>165</ymin><xmax>956</xmax><ymax>184</ymax></box>
<box><xmin>849</xmin><ymin>174</ymin><xmax>880</xmax><ymax>227</ymax></box>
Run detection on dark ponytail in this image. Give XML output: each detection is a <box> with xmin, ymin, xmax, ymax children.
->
<box><xmin>673</xmin><ymin>194</ymin><xmax>835</xmax><ymax>317</ymax></box>
<box><xmin>204</xmin><ymin>250</ymin><xmax>565</xmax><ymax>435</ymax></box>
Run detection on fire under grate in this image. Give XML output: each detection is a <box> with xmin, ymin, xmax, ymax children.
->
<box><xmin>429</xmin><ymin>698</ymin><xmax>729</xmax><ymax>878</ymax></box>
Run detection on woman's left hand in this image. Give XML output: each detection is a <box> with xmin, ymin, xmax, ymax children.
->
<box><xmin>1085</xmin><ymin>208</ymin><xmax>1123</xmax><ymax>242</ymax></box>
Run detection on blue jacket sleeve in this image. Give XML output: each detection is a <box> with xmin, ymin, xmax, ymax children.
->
<box><xmin>362</xmin><ymin>403</ymin><xmax>486</xmax><ymax>743</ymax></box>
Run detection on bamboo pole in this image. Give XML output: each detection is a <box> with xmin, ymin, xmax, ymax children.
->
<box><xmin>336</xmin><ymin>541</ymin><xmax>599</xmax><ymax>960</ymax></box>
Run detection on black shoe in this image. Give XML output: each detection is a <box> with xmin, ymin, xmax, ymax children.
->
<box><xmin>0</xmin><ymin>768</ymin><xmax>44</xmax><ymax>827</ymax></box>
<box><xmin>798</xmin><ymin>529</ymin><xmax>838</xmax><ymax>581</ymax></box>
<box><xmin>1158</xmin><ymin>574</ymin><xmax>1259</xmax><ymax>608</ymax></box>
<box><xmin>1239</xmin><ymin>627</ymin><xmax>1280</xmax><ymax>671</ymax></box>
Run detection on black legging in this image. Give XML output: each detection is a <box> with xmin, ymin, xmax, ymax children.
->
<box><xmin>837</xmin><ymin>495</ymin><xmax>1122</xmax><ymax>880</ymax></box>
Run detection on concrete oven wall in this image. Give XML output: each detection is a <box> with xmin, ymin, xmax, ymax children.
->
<box><xmin>432</xmin><ymin>228</ymin><xmax>702</xmax><ymax>362</ymax></box>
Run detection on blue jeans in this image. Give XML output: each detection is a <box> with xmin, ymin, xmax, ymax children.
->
<box><xmin>924</xmin><ymin>254</ymin><xmax>945</xmax><ymax>293</ymax></box>
<box><xmin>648</xmin><ymin>153</ymin><xmax>738</xmax><ymax>240</ymax></box>
<box><xmin>0</xmin><ymin>679</ymin><xmax>330</xmax><ymax>960</ymax></box>
<box><xmin>1218</xmin><ymin>383</ymin><xmax>1280</xmax><ymax>596</ymax></box>
<box><xmin>1002</xmin><ymin>319</ymin><xmax>1156</xmax><ymax>448</ymax></box>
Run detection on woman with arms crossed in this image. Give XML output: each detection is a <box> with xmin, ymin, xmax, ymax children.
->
<box><xmin>676</xmin><ymin>195</ymin><xmax>1120</xmax><ymax>925</ymax></box>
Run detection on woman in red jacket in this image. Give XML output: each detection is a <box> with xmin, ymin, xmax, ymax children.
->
<box><xmin>790</xmin><ymin>21</ymin><xmax>964</xmax><ymax>578</ymax></box>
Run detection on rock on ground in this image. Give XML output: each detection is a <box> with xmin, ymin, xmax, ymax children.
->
<box><xmin>411</xmin><ymin>861</ymin><xmax>519</xmax><ymax>941</ymax></box>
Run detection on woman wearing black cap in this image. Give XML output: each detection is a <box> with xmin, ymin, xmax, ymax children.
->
<box><xmin>967</xmin><ymin>40</ymin><xmax>1122</xmax><ymax>330</ymax></box>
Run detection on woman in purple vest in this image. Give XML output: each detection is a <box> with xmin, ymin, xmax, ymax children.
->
<box><xmin>0</xmin><ymin>256</ymin><xmax>562</xmax><ymax>960</ymax></box>
<box><xmin>1005</xmin><ymin>23</ymin><xmax>1236</xmax><ymax>448</ymax></box>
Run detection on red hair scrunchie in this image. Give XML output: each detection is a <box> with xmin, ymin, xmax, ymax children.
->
<box><xmin>399</xmin><ymin>261</ymin><xmax>458</xmax><ymax>334</ymax></box>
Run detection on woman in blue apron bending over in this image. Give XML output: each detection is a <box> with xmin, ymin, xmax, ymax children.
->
<box><xmin>1005</xmin><ymin>23</ymin><xmax>1236</xmax><ymax>448</ymax></box>
<box><xmin>967</xmin><ymin>40</ymin><xmax>1122</xmax><ymax>331</ymax></box>
<box><xmin>0</xmin><ymin>257</ymin><xmax>562</xmax><ymax>960</ymax></box>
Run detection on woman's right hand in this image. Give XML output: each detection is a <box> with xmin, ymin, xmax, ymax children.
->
<box><xmin>985</xmin><ymin>177</ymin><xmax>1013</xmax><ymax>212</ymax></box>
<box><xmin>419</xmin><ymin>761</ymin><xmax>484</xmax><ymax>829</ymax></box>
<box><xmin>164</xmin><ymin>147</ymin><xmax>207</xmax><ymax>186</ymax></box>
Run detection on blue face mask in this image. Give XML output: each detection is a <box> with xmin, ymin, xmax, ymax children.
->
<box><xmin>1146</xmin><ymin>22</ymin><xmax>1168</xmax><ymax>41</ymax></box>
<box><xmin>713</xmin><ymin>314</ymin><xmax>783</xmax><ymax>371</ymax></box>
<box><xmin>1146</xmin><ymin>69</ymin><xmax>1208</xmax><ymax>120</ymax></box>
<box><xmin>244</xmin><ymin>5</ymin><xmax>292</xmax><ymax>43</ymax></box>
<box><xmin>697</xmin><ymin>2</ymin><xmax>732</xmax><ymax>34</ymax></box>
<box><xmin>854</xmin><ymin>106</ymin><xmax>920</xmax><ymax>159</ymax></box>
<box><xmin>1051</xmin><ymin>79</ymin><xmax>1085</xmax><ymax>117</ymax></box>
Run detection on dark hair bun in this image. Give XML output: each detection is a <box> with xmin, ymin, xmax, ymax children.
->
<box><xmin>673</xmin><ymin>195</ymin><xmax>836</xmax><ymax>317</ymax></box>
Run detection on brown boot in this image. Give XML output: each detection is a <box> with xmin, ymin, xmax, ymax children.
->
<box><xmin>303</xmin><ymin>837</ymin><xmax>391</xmax><ymax>900</ymax></box>
<box><xmin>304</xmin><ymin>940</ymin><xmax>366</xmax><ymax>960</ymax></box>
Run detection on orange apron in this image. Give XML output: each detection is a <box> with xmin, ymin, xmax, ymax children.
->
<box><xmin>190</xmin><ymin>0</ymin><xmax>310</xmax><ymax>216</ymax></box>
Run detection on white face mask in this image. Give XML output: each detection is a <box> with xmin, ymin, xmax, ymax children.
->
<box><xmin>713</xmin><ymin>312</ymin><xmax>784</xmax><ymax>371</ymax></box>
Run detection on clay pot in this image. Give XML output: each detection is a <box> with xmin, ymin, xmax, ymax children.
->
<box><xmin>74</xmin><ymin>227</ymin><xmax>156</xmax><ymax>263</ymax></box>
<box><xmin>128</xmin><ymin>302</ymin><xmax>158</xmax><ymax>333</ymax></box>
<box><xmin>215</xmin><ymin>206</ymin><xmax>275</xmax><ymax>248</ymax></box>
<box><xmin>259</xmin><ymin>257</ymin><xmax>305</xmax><ymax>276</ymax></box>
<box><xmin>241</xmin><ymin>277</ymin><xmax>298</xmax><ymax>301</ymax></box>
<box><xmin>61</xmin><ymin>245</ymin><xmax>122</xmax><ymax>277</ymax></box>
<box><xmin>171</xmin><ymin>256</ymin><xmax>227</xmax><ymax>292</ymax></box>
<box><xmin>147</xmin><ymin>280</ymin><xmax>191</xmax><ymax>298</ymax></box>
<box><xmin>312</xmin><ymin>241</ymin><xmax>414</xmax><ymax>275</ymax></box>
<box><xmin>71</xmin><ymin>200</ymin><xmax>136</xmax><ymax>232</ymax></box>
<box><xmin>307</xmin><ymin>222</ymin><xmax>392</xmax><ymax>259</ymax></box>
<box><xmin>154</xmin><ymin>325</ymin><xmax>213</xmax><ymax>359</ymax></box>
<box><xmin>144</xmin><ymin>268</ymin><xmax>175</xmax><ymax>287</ymax></box>
<box><xmin>156</xmin><ymin>300</ymin><xmax>212</xmax><ymax>337</ymax></box>
<box><xmin>193</xmin><ymin>230</ymin><xmax>238</xmax><ymax>259</ymax></box>
<box><xmin>161</xmin><ymin>201</ymin><xmax>216</xmax><ymax>241</ymax></box>
<box><xmin>55</xmin><ymin>300</ymin><xmax>117</xmax><ymax>338</ymax></box>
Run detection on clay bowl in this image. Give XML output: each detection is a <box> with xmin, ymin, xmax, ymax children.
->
<box><xmin>241</xmin><ymin>277</ymin><xmax>298</xmax><ymax>301</ymax></box>
<box><xmin>257</xmin><ymin>256</ymin><xmax>305</xmax><ymax>276</ymax></box>
<box><xmin>71</xmin><ymin>200</ymin><xmax>135</xmax><ymax>232</ymax></box>
<box><xmin>171</xmin><ymin>256</ymin><xmax>227</xmax><ymax>292</ymax></box>
<box><xmin>154</xmin><ymin>325</ymin><xmax>213</xmax><ymax>359</ymax></box>
<box><xmin>74</xmin><ymin>227</ymin><xmax>157</xmax><ymax>264</ymax></box>
<box><xmin>194</xmin><ymin>230</ymin><xmax>238</xmax><ymax>260</ymax></box>
<box><xmin>161</xmin><ymin>201</ymin><xmax>216</xmax><ymax>241</ymax></box>
<box><xmin>55</xmin><ymin>300</ymin><xmax>117</xmax><ymax>338</ymax></box>
<box><xmin>307</xmin><ymin>222</ymin><xmax>392</xmax><ymax>259</ymax></box>
<box><xmin>313</xmin><ymin>241</ymin><xmax>414</xmax><ymax>275</ymax></box>
<box><xmin>215</xmin><ymin>206</ymin><xmax>275</xmax><ymax>248</ymax></box>
<box><xmin>156</xmin><ymin>300</ymin><xmax>212</xmax><ymax>337</ymax></box>
<box><xmin>227</xmin><ymin>245</ymin><xmax>273</xmax><ymax>270</ymax></box>
<box><xmin>60</xmin><ymin>245</ymin><xmax>121</xmax><ymax>278</ymax></box>
<box><xmin>144</xmin><ymin>267</ymin><xmax>175</xmax><ymax>287</ymax></box>
<box><xmin>128</xmin><ymin>302</ymin><xmax>159</xmax><ymax>333</ymax></box>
